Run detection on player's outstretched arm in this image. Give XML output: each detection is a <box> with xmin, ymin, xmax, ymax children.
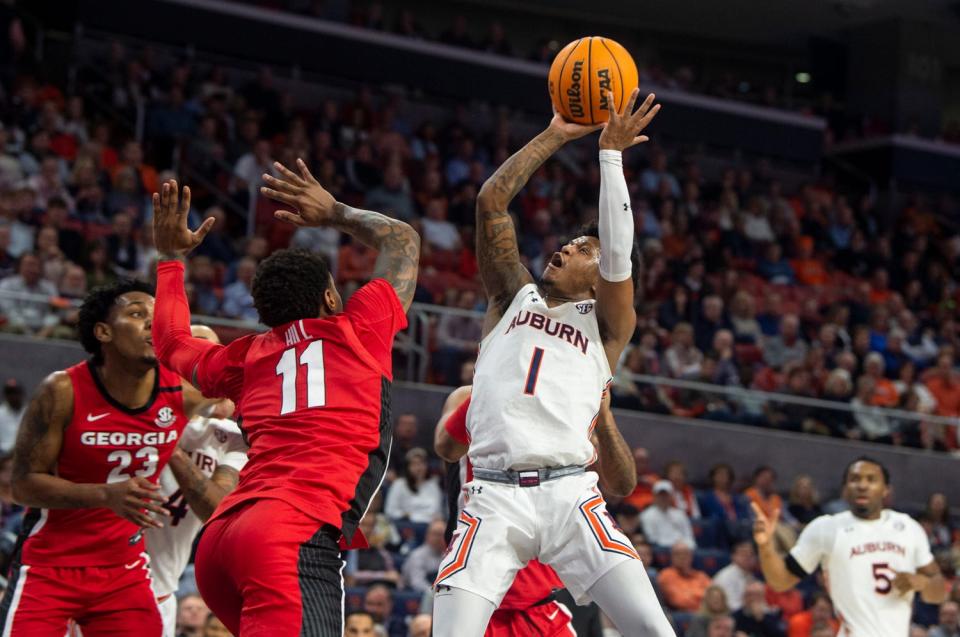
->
<box><xmin>476</xmin><ymin>114</ymin><xmax>600</xmax><ymax>320</ymax></box>
<box><xmin>894</xmin><ymin>562</ymin><xmax>948</xmax><ymax>604</ymax></box>
<box><xmin>590</xmin><ymin>391</ymin><xmax>637</xmax><ymax>497</ymax></box>
<box><xmin>166</xmin><ymin>448</ymin><xmax>239</xmax><ymax>522</ymax></box>
<box><xmin>262</xmin><ymin>159</ymin><xmax>421</xmax><ymax>311</ymax></box>
<box><xmin>595</xmin><ymin>89</ymin><xmax>660</xmax><ymax>369</ymax></box>
<box><xmin>751</xmin><ymin>502</ymin><xmax>801</xmax><ymax>592</ymax></box>
<box><xmin>434</xmin><ymin>385</ymin><xmax>472</xmax><ymax>463</ymax></box>
<box><xmin>152</xmin><ymin>180</ymin><xmax>223</xmax><ymax>385</ymax></box>
<box><xmin>11</xmin><ymin>372</ymin><xmax>169</xmax><ymax>527</ymax></box>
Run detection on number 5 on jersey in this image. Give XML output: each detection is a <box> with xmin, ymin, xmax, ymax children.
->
<box><xmin>276</xmin><ymin>340</ymin><xmax>326</xmax><ymax>415</ymax></box>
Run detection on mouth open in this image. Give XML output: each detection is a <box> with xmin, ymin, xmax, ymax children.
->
<box><xmin>549</xmin><ymin>252</ymin><xmax>564</xmax><ymax>268</ymax></box>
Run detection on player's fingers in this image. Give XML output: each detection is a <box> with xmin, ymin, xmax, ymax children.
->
<box><xmin>749</xmin><ymin>501</ymin><xmax>766</xmax><ymax>522</ymax></box>
<box><xmin>193</xmin><ymin>216</ymin><xmax>216</xmax><ymax>243</ymax></box>
<box><xmin>623</xmin><ymin>87</ymin><xmax>641</xmax><ymax>116</ymax></box>
<box><xmin>604</xmin><ymin>90</ymin><xmax>618</xmax><ymax>120</ymax></box>
<box><xmin>178</xmin><ymin>185</ymin><xmax>192</xmax><ymax>221</ymax></box>
<box><xmin>629</xmin><ymin>135</ymin><xmax>650</xmax><ymax>147</ymax></box>
<box><xmin>132</xmin><ymin>510</ymin><xmax>164</xmax><ymax>528</ymax></box>
<box><xmin>260</xmin><ymin>186</ymin><xmax>297</xmax><ymax>206</ymax></box>
<box><xmin>297</xmin><ymin>158</ymin><xmax>318</xmax><ymax>184</ymax></box>
<box><xmin>631</xmin><ymin>92</ymin><xmax>655</xmax><ymax>119</ymax></box>
<box><xmin>274</xmin><ymin>210</ymin><xmax>306</xmax><ymax>226</ymax></box>
<box><xmin>159</xmin><ymin>181</ymin><xmax>170</xmax><ymax>215</ymax></box>
<box><xmin>262</xmin><ymin>173</ymin><xmax>299</xmax><ymax>194</ymax></box>
<box><xmin>273</xmin><ymin>161</ymin><xmax>303</xmax><ymax>185</ymax></box>
<box><xmin>152</xmin><ymin>192</ymin><xmax>161</xmax><ymax>217</ymax></box>
<box><xmin>771</xmin><ymin>506</ymin><xmax>782</xmax><ymax>525</ymax></box>
<box><xmin>635</xmin><ymin>103</ymin><xmax>661</xmax><ymax>132</ymax></box>
<box><xmin>139</xmin><ymin>500</ymin><xmax>171</xmax><ymax>517</ymax></box>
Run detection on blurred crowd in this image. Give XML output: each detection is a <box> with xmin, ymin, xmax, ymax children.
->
<box><xmin>1</xmin><ymin>36</ymin><xmax>960</xmax><ymax>454</ymax></box>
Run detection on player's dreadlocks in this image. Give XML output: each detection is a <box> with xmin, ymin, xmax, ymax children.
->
<box><xmin>78</xmin><ymin>278</ymin><xmax>156</xmax><ymax>364</ymax></box>
<box><xmin>251</xmin><ymin>248</ymin><xmax>333</xmax><ymax>327</ymax></box>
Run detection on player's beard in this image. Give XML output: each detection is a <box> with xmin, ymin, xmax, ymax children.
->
<box><xmin>141</xmin><ymin>354</ymin><xmax>158</xmax><ymax>366</ymax></box>
<box><xmin>851</xmin><ymin>502</ymin><xmax>876</xmax><ymax>518</ymax></box>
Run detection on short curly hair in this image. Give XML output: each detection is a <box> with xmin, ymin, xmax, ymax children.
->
<box><xmin>78</xmin><ymin>278</ymin><xmax>156</xmax><ymax>364</ymax></box>
<box><xmin>251</xmin><ymin>249</ymin><xmax>333</xmax><ymax>327</ymax></box>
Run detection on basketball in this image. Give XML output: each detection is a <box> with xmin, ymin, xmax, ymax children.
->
<box><xmin>548</xmin><ymin>36</ymin><xmax>639</xmax><ymax>125</ymax></box>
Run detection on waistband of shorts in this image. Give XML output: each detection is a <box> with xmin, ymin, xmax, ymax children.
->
<box><xmin>471</xmin><ymin>465</ymin><xmax>586</xmax><ymax>487</ymax></box>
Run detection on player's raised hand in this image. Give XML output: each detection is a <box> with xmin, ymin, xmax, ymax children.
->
<box><xmin>750</xmin><ymin>501</ymin><xmax>780</xmax><ymax>547</ymax></box>
<box><xmin>599</xmin><ymin>88</ymin><xmax>661</xmax><ymax>152</ymax></box>
<box><xmin>261</xmin><ymin>158</ymin><xmax>337</xmax><ymax>227</ymax></box>
<box><xmin>104</xmin><ymin>476</ymin><xmax>170</xmax><ymax>529</ymax></box>
<box><xmin>549</xmin><ymin>106</ymin><xmax>603</xmax><ymax>142</ymax></box>
<box><xmin>152</xmin><ymin>180</ymin><xmax>215</xmax><ymax>257</ymax></box>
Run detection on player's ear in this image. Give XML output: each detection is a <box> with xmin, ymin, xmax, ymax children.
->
<box><xmin>94</xmin><ymin>321</ymin><xmax>112</xmax><ymax>345</ymax></box>
<box><xmin>323</xmin><ymin>287</ymin><xmax>338</xmax><ymax>314</ymax></box>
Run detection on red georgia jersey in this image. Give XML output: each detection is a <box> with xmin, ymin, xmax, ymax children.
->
<box><xmin>19</xmin><ymin>362</ymin><xmax>187</xmax><ymax>567</ymax></box>
<box><xmin>193</xmin><ymin>279</ymin><xmax>407</xmax><ymax>548</ymax></box>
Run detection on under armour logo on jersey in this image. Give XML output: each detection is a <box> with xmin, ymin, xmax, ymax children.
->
<box><xmin>469</xmin><ymin>485</ymin><xmax>483</xmax><ymax>495</ymax></box>
<box><xmin>623</xmin><ymin>202</ymin><xmax>630</xmax><ymax>212</ymax></box>
<box><xmin>575</xmin><ymin>302</ymin><xmax>594</xmax><ymax>315</ymax></box>
<box><xmin>155</xmin><ymin>406</ymin><xmax>177</xmax><ymax>428</ymax></box>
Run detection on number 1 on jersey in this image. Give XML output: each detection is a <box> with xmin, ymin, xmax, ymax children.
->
<box><xmin>524</xmin><ymin>347</ymin><xmax>545</xmax><ymax>395</ymax></box>
<box><xmin>276</xmin><ymin>340</ymin><xmax>326</xmax><ymax>415</ymax></box>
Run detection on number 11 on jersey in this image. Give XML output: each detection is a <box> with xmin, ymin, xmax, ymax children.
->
<box><xmin>524</xmin><ymin>347</ymin><xmax>545</xmax><ymax>395</ymax></box>
<box><xmin>276</xmin><ymin>340</ymin><xmax>326</xmax><ymax>415</ymax></box>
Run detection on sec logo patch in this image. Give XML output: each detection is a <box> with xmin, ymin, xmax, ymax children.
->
<box><xmin>155</xmin><ymin>406</ymin><xmax>177</xmax><ymax>428</ymax></box>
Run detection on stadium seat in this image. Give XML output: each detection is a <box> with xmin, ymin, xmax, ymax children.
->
<box><xmin>693</xmin><ymin>548</ymin><xmax>730</xmax><ymax>576</ymax></box>
<box><xmin>394</xmin><ymin>520</ymin><xmax>429</xmax><ymax>549</ymax></box>
<box><xmin>671</xmin><ymin>611</ymin><xmax>694</xmax><ymax>636</ymax></box>
<box><xmin>691</xmin><ymin>518</ymin><xmax>723</xmax><ymax>549</ymax></box>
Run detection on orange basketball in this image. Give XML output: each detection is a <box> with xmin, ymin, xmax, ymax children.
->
<box><xmin>548</xmin><ymin>36</ymin><xmax>639</xmax><ymax>125</ymax></box>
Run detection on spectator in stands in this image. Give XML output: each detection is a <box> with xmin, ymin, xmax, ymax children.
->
<box><xmin>384</xmin><ymin>448</ymin><xmax>443</xmax><ymax>523</ymax></box>
<box><xmin>42</xmin><ymin>197</ymin><xmax>84</xmax><ymax>264</ymax></box>
<box><xmin>623</xmin><ymin>446</ymin><xmax>659</xmax><ymax>511</ymax></box>
<box><xmin>695</xmin><ymin>295</ymin><xmax>730</xmax><ymax>353</ymax></box>
<box><xmin>112</xmin><ymin>140</ymin><xmax>158</xmax><ymax>195</ymax></box>
<box><xmin>82</xmin><ymin>239</ymin><xmax>116</xmax><ymax>290</ymax></box>
<box><xmin>106</xmin><ymin>211</ymin><xmax>138</xmax><ymax>275</ymax></box>
<box><xmin>707</xmin><ymin>615</ymin><xmax>737</xmax><ymax>637</ymax></box>
<box><xmin>420</xmin><ymin>198</ymin><xmax>460</xmax><ymax>253</ymax></box>
<box><xmin>176</xmin><ymin>594</ymin><xmax>209</xmax><ymax>637</ymax></box>
<box><xmin>0</xmin><ymin>378</ymin><xmax>24</xmax><ymax>455</ymax></box>
<box><xmin>0</xmin><ymin>191</ymin><xmax>33</xmax><ymax>258</ymax></box>
<box><xmin>863</xmin><ymin>352</ymin><xmax>898</xmax><ymax>407</ymax></box>
<box><xmin>919</xmin><ymin>492</ymin><xmax>955</xmax><ymax>552</ymax></box>
<box><xmin>850</xmin><ymin>377</ymin><xmax>895</xmax><ymax>443</ymax></box>
<box><xmin>388</xmin><ymin>413</ymin><xmax>420</xmax><ymax>478</ymax></box>
<box><xmin>791</xmin><ymin>236</ymin><xmax>828</xmax><ymax>287</ymax></box>
<box><xmin>687</xmin><ymin>585</ymin><xmax>732</xmax><ymax>637</ymax></box>
<box><xmin>895</xmin><ymin>360</ymin><xmax>937</xmax><ymax>415</ymax></box>
<box><xmin>698</xmin><ymin>463</ymin><xmax>750</xmax><ymax>524</ymax></box>
<box><xmin>402</xmin><ymin>519</ymin><xmax>446</xmax><ymax>593</ymax></box>
<box><xmin>364</xmin><ymin>584</ymin><xmax>405</xmax><ymax>637</ymax></box>
<box><xmin>665</xmin><ymin>460</ymin><xmax>701</xmax><ymax>519</ymax></box>
<box><xmin>408</xmin><ymin>614</ymin><xmax>432</xmax><ymax>637</ymax></box>
<box><xmin>658</xmin><ymin>284</ymin><xmax>694</xmax><ymax>332</ymax></box>
<box><xmin>186</xmin><ymin>255</ymin><xmax>221</xmax><ymax>316</ymax></box>
<box><xmin>232</xmin><ymin>138</ymin><xmax>277</xmax><ymax>203</ymax></box>
<box><xmin>665</xmin><ymin>322</ymin><xmax>703</xmax><ymax>378</ymax></box>
<box><xmin>924</xmin><ymin>349</ymin><xmax>960</xmax><ymax>419</ymax></box>
<box><xmin>785</xmin><ymin>475</ymin><xmax>822</xmax><ymax>531</ymax></box>
<box><xmin>481</xmin><ymin>21</ymin><xmax>512</xmax><ymax>56</ymax></box>
<box><xmin>337</xmin><ymin>238</ymin><xmax>377</xmax><ymax>287</ymax></box>
<box><xmin>439</xmin><ymin>15</ymin><xmax>475</xmax><ymax>49</ymax></box>
<box><xmin>729</xmin><ymin>292</ymin><xmax>762</xmax><ymax>344</ymax></box>
<box><xmin>744</xmin><ymin>467</ymin><xmax>782</xmax><ymax>524</ymax></box>
<box><xmin>344</xmin><ymin>610</ymin><xmax>377</xmax><ymax>637</ymax></box>
<box><xmin>641</xmin><ymin>480</ymin><xmax>696</xmax><ymax>548</ymax></box>
<box><xmin>221</xmin><ymin>257</ymin><xmax>257</xmax><ymax>322</ymax></box>
<box><xmin>763</xmin><ymin>314</ymin><xmax>807</xmax><ymax>370</ymax></box>
<box><xmin>757</xmin><ymin>242</ymin><xmax>795</xmax><ymax>285</ymax></box>
<box><xmin>743</xmin><ymin>198</ymin><xmax>775</xmax><ymax>244</ymax></box>
<box><xmin>433</xmin><ymin>289</ymin><xmax>482</xmax><ymax>385</ymax></box>
<box><xmin>0</xmin><ymin>252</ymin><xmax>62</xmax><ymax>337</ymax></box>
<box><xmin>766</xmin><ymin>366</ymin><xmax>817</xmax><ymax>433</ymax></box>
<box><xmin>365</xmin><ymin>163</ymin><xmax>416</xmax><ymax>222</ymax></box>
<box><xmin>0</xmin><ymin>225</ymin><xmax>14</xmax><ymax>279</ymax></box>
<box><xmin>733</xmin><ymin>581</ymin><xmax>784</xmax><ymax>637</ymax></box>
<box><xmin>345</xmin><ymin>512</ymin><xmax>401</xmax><ymax>588</ymax></box>
<box><xmin>712</xmin><ymin>541</ymin><xmax>757</xmax><ymax>611</ymax></box>
<box><xmin>711</xmin><ymin>330</ymin><xmax>742</xmax><ymax>387</ymax></box>
<box><xmin>194</xmin><ymin>207</ymin><xmax>237</xmax><ymax>266</ymax></box>
<box><xmin>929</xmin><ymin>601</ymin><xmax>960</xmax><ymax>637</ymax></box>
<box><xmin>787</xmin><ymin>592</ymin><xmax>838</xmax><ymax>637</ymax></box>
<box><xmin>34</xmin><ymin>226</ymin><xmax>66</xmax><ymax>285</ymax></box>
<box><xmin>658</xmin><ymin>541</ymin><xmax>712</xmax><ymax>611</ymax></box>
<box><xmin>641</xmin><ymin>150</ymin><xmax>680</xmax><ymax>197</ymax></box>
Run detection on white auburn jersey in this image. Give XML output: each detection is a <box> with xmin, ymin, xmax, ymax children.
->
<box><xmin>146</xmin><ymin>416</ymin><xmax>248</xmax><ymax>598</ymax></box>
<box><xmin>789</xmin><ymin>509</ymin><xmax>934</xmax><ymax>637</ymax></box>
<box><xmin>467</xmin><ymin>283</ymin><xmax>610</xmax><ymax>470</ymax></box>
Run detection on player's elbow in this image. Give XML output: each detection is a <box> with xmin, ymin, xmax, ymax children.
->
<box><xmin>607</xmin><ymin>473</ymin><xmax>637</xmax><ymax>498</ymax></box>
<box><xmin>767</xmin><ymin>576</ymin><xmax>796</xmax><ymax>593</ymax></box>
<box><xmin>434</xmin><ymin>433</ymin><xmax>466</xmax><ymax>464</ymax></box>
<box><xmin>477</xmin><ymin>183</ymin><xmax>505</xmax><ymax>213</ymax></box>
<box><xmin>11</xmin><ymin>474</ymin><xmax>34</xmax><ymax>507</ymax></box>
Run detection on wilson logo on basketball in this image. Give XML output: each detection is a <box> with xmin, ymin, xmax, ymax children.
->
<box><xmin>155</xmin><ymin>406</ymin><xmax>177</xmax><ymax>428</ymax></box>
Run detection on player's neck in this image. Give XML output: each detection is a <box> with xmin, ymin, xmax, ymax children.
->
<box><xmin>539</xmin><ymin>285</ymin><xmax>591</xmax><ymax>308</ymax></box>
<box><xmin>97</xmin><ymin>356</ymin><xmax>157</xmax><ymax>409</ymax></box>
<box><xmin>851</xmin><ymin>508</ymin><xmax>883</xmax><ymax>521</ymax></box>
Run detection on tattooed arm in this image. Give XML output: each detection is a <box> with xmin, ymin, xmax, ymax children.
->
<box><xmin>12</xmin><ymin>372</ymin><xmax>169</xmax><ymax>527</ymax></box>
<box><xmin>262</xmin><ymin>159</ymin><xmax>420</xmax><ymax>311</ymax></box>
<box><xmin>476</xmin><ymin>114</ymin><xmax>601</xmax><ymax>327</ymax></box>
<box><xmin>166</xmin><ymin>449</ymin><xmax>239</xmax><ymax>522</ymax></box>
